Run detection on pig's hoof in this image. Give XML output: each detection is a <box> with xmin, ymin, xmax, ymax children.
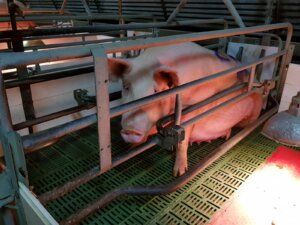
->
<box><xmin>173</xmin><ymin>164</ymin><xmax>188</xmax><ymax>177</ymax></box>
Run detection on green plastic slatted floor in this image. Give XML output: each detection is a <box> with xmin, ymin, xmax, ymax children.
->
<box><xmin>26</xmin><ymin>119</ymin><xmax>300</xmax><ymax>225</ymax></box>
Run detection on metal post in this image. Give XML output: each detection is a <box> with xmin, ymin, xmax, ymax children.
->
<box><xmin>81</xmin><ymin>0</ymin><xmax>92</xmax><ymax>17</ymax></box>
<box><xmin>7</xmin><ymin>0</ymin><xmax>36</xmax><ymax>133</ymax></box>
<box><xmin>166</xmin><ymin>0</ymin><xmax>188</xmax><ymax>23</ymax></box>
<box><xmin>59</xmin><ymin>0</ymin><xmax>68</xmax><ymax>15</ymax></box>
<box><xmin>92</xmin><ymin>47</ymin><xmax>112</xmax><ymax>173</ymax></box>
<box><xmin>223</xmin><ymin>0</ymin><xmax>245</xmax><ymax>28</ymax></box>
<box><xmin>248</xmin><ymin>65</ymin><xmax>256</xmax><ymax>92</ymax></box>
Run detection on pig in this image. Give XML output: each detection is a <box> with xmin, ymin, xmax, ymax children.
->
<box><xmin>108</xmin><ymin>42</ymin><xmax>262</xmax><ymax>176</ymax></box>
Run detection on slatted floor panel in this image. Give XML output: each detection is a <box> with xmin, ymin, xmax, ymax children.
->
<box><xmin>26</xmin><ymin>119</ymin><xmax>300</xmax><ymax>224</ymax></box>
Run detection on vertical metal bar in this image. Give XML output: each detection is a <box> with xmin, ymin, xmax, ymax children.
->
<box><xmin>223</xmin><ymin>0</ymin><xmax>246</xmax><ymax>28</ymax></box>
<box><xmin>0</xmin><ymin>72</ymin><xmax>13</xmax><ymax>135</ymax></box>
<box><xmin>59</xmin><ymin>0</ymin><xmax>68</xmax><ymax>14</ymax></box>
<box><xmin>248</xmin><ymin>65</ymin><xmax>256</xmax><ymax>92</ymax></box>
<box><xmin>166</xmin><ymin>0</ymin><xmax>188</xmax><ymax>23</ymax></box>
<box><xmin>81</xmin><ymin>0</ymin><xmax>92</xmax><ymax>17</ymax></box>
<box><xmin>91</xmin><ymin>47</ymin><xmax>112</xmax><ymax>173</ymax></box>
<box><xmin>7</xmin><ymin>0</ymin><xmax>36</xmax><ymax>133</ymax></box>
<box><xmin>174</xmin><ymin>94</ymin><xmax>182</xmax><ymax>126</ymax></box>
<box><xmin>160</xmin><ymin>0</ymin><xmax>168</xmax><ymax>21</ymax></box>
<box><xmin>277</xmin><ymin>45</ymin><xmax>294</xmax><ymax>101</ymax></box>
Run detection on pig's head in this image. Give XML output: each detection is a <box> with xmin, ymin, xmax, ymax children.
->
<box><xmin>108</xmin><ymin>58</ymin><xmax>179</xmax><ymax>143</ymax></box>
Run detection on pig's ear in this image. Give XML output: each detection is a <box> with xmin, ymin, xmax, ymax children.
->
<box><xmin>154</xmin><ymin>67</ymin><xmax>179</xmax><ymax>88</ymax></box>
<box><xmin>108</xmin><ymin>58</ymin><xmax>132</xmax><ymax>82</ymax></box>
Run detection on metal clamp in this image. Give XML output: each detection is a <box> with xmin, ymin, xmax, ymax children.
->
<box><xmin>73</xmin><ymin>89</ymin><xmax>95</xmax><ymax>106</ymax></box>
<box><xmin>157</xmin><ymin>125</ymin><xmax>185</xmax><ymax>150</ymax></box>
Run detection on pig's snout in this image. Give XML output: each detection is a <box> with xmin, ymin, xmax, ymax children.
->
<box><xmin>121</xmin><ymin>129</ymin><xmax>144</xmax><ymax>143</ymax></box>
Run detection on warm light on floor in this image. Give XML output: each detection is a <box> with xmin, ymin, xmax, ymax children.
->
<box><xmin>209</xmin><ymin>146</ymin><xmax>300</xmax><ymax>225</ymax></box>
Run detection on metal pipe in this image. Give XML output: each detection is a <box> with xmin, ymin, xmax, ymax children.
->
<box><xmin>181</xmin><ymin>91</ymin><xmax>254</xmax><ymax>128</ymax></box>
<box><xmin>13</xmin><ymin>104</ymin><xmax>94</xmax><ymax>131</ymax></box>
<box><xmin>5</xmin><ymin>63</ymin><xmax>94</xmax><ymax>89</ymax></box>
<box><xmin>60</xmin><ymin>106</ymin><xmax>278</xmax><ymax>225</ymax></box>
<box><xmin>110</xmin><ymin>50</ymin><xmax>285</xmax><ymax>118</ymax></box>
<box><xmin>81</xmin><ymin>0</ymin><xmax>92</xmax><ymax>17</ymax></box>
<box><xmin>223</xmin><ymin>0</ymin><xmax>245</xmax><ymax>28</ymax></box>
<box><xmin>166</xmin><ymin>0</ymin><xmax>188</xmax><ymax>23</ymax></box>
<box><xmin>0</xmin><ymin>19</ymin><xmax>227</xmax><ymax>39</ymax></box>
<box><xmin>38</xmin><ymin>137</ymin><xmax>159</xmax><ymax>205</ymax></box>
<box><xmin>22</xmin><ymin>114</ymin><xmax>97</xmax><ymax>153</ymax></box>
<box><xmin>59</xmin><ymin>0</ymin><xmax>68</xmax><ymax>15</ymax></box>
<box><xmin>20</xmin><ymin>50</ymin><xmax>285</xmax><ymax>152</ymax></box>
<box><xmin>157</xmin><ymin>83</ymin><xmax>246</xmax><ymax>129</ymax></box>
<box><xmin>0</xmin><ymin>14</ymin><xmax>155</xmax><ymax>23</ymax></box>
<box><xmin>0</xmin><ymin>72</ymin><xmax>13</xmax><ymax>134</ymax></box>
<box><xmin>0</xmin><ymin>23</ymin><xmax>291</xmax><ymax>69</ymax></box>
<box><xmin>174</xmin><ymin>94</ymin><xmax>182</xmax><ymax>125</ymax></box>
<box><xmin>21</xmin><ymin>34</ymin><xmax>153</xmax><ymax>51</ymax></box>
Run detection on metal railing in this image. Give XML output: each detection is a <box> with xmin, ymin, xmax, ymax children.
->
<box><xmin>0</xmin><ymin>22</ymin><xmax>293</xmax><ymax>224</ymax></box>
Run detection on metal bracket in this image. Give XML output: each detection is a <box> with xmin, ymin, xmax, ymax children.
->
<box><xmin>157</xmin><ymin>125</ymin><xmax>185</xmax><ymax>150</ymax></box>
<box><xmin>73</xmin><ymin>89</ymin><xmax>95</xmax><ymax>106</ymax></box>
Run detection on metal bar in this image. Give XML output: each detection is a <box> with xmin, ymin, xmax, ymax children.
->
<box><xmin>59</xmin><ymin>0</ymin><xmax>68</xmax><ymax>15</ymax></box>
<box><xmin>181</xmin><ymin>91</ymin><xmax>254</xmax><ymax>129</ymax></box>
<box><xmin>0</xmin><ymin>14</ymin><xmax>155</xmax><ymax>22</ymax></box>
<box><xmin>22</xmin><ymin>114</ymin><xmax>97</xmax><ymax>153</ymax></box>
<box><xmin>60</xmin><ymin>106</ymin><xmax>278</xmax><ymax>225</ymax></box>
<box><xmin>7</xmin><ymin>0</ymin><xmax>36</xmax><ymax>133</ymax></box>
<box><xmin>5</xmin><ymin>64</ymin><xmax>94</xmax><ymax>89</ymax></box>
<box><xmin>38</xmin><ymin>137</ymin><xmax>159</xmax><ymax>205</ymax></box>
<box><xmin>20</xmin><ymin>50</ymin><xmax>285</xmax><ymax>152</ymax></box>
<box><xmin>248</xmin><ymin>65</ymin><xmax>256</xmax><ymax>91</ymax></box>
<box><xmin>166</xmin><ymin>0</ymin><xmax>188</xmax><ymax>23</ymax></box>
<box><xmin>157</xmin><ymin>83</ymin><xmax>246</xmax><ymax>129</ymax></box>
<box><xmin>0</xmin><ymin>23</ymin><xmax>291</xmax><ymax>69</ymax></box>
<box><xmin>81</xmin><ymin>0</ymin><xmax>92</xmax><ymax>17</ymax></box>
<box><xmin>0</xmin><ymin>19</ymin><xmax>227</xmax><ymax>39</ymax></box>
<box><xmin>110</xmin><ymin>50</ymin><xmax>285</xmax><ymax>118</ymax></box>
<box><xmin>174</xmin><ymin>94</ymin><xmax>182</xmax><ymax>125</ymax></box>
<box><xmin>0</xmin><ymin>72</ymin><xmax>13</xmax><ymax>134</ymax></box>
<box><xmin>222</xmin><ymin>0</ymin><xmax>245</xmax><ymax>28</ymax></box>
<box><xmin>160</xmin><ymin>0</ymin><xmax>168</xmax><ymax>20</ymax></box>
<box><xmin>13</xmin><ymin>105</ymin><xmax>94</xmax><ymax>131</ymax></box>
<box><xmin>92</xmin><ymin>47</ymin><xmax>112</xmax><ymax>173</ymax></box>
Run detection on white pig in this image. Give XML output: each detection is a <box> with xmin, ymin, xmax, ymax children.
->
<box><xmin>108</xmin><ymin>42</ymin><xmax>262</xmax><ymax>176</ymax></box>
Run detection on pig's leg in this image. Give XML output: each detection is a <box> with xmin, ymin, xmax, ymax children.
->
<box><xmin>173</xmin><ymin>125</ymin><xmax>193</xmax><ymax>176</ymax></box>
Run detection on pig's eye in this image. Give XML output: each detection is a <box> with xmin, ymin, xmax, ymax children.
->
<box><xmin>154</xmin><ymin>88</ymin><xmax>159</xmax><ymax>93</ymax></box>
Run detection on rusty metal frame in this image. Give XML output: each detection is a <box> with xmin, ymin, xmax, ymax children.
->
<box><xmin>0</xmin><ymin>22</ymin><xmax>293</xmax><ymax>224</ymax></box>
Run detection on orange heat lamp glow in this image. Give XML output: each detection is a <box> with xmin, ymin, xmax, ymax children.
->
<box><xmin>209</xmin><ymin>146</ymin><xmax>300</xmax><ymax>225</ymax></box>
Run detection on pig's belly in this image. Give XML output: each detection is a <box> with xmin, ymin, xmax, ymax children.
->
<box><xmin>189</xmin><ymin>98</ymin><xmax>253</xmax><ymax>143</ymax></box>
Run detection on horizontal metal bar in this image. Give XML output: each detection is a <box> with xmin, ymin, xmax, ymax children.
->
<box><xmin>22</xmin><ymin>34</ymin><xmax>153</xmax><ymax>51</ymax></box>
<box><xmin>22</xmin><ymin>114</ymin><xmax>97</xmax><ymax>153</ymax></box>
<box><xmin>0</xmin><ymin>22</ymin><xmax>290</xmax><ymax>69</ymax></box>
<box><xmin>181</xmin><ymin>90</ymin><xmax>254</xmax><ymax>128</ymax></box>
<box><xmin>20</xmin><ymin>50</ymin><xmax>285</xmax><ymax>152</ymax></box>
<box><xmin>110</xmin><ymin>50</ymin><xmax>285</xmax><ymax>118</ymax></box>
<box><xmin>0</xmin><ymin>13</ymin><xmax>155</xmax><ymax>22</ymax></box>
<box><xmin>60</xmin><ymin>106</ymin><xmax>278</xmax><ymax>225</ymax></box>
<box><xmin>13</xmin><ymin>104</ymin><xmax>94</xmax><ymax>131</ymax></box>
<box><xmin>0</xmin><ymin>19</ymin><xmax>226</xmax><ymax>39</ymax></box>
<box><xmin>157</xmin><ymin>83</ymin><xmax>246</xmax><ymax>129</ymax></box>
<box><xmin>5</xmin><ymin>64</ymin><xmax>94</xmax><ymax>89</ymax></box>
<box><xmin>38</xmin><ymin>136</ymin><xmax>159</xmax><ymax>205</ymax></box>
